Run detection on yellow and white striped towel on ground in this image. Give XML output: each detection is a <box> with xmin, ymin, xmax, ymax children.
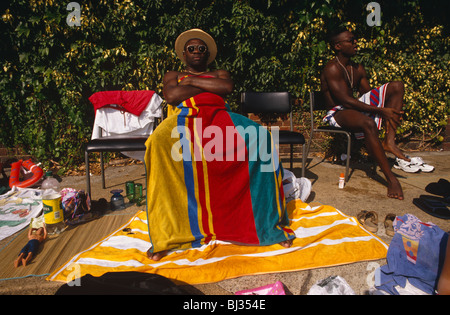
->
<box><xmin>47</xmin><ymin>200</ymin><xmax>388</xmax><ymax>284</ymax></box>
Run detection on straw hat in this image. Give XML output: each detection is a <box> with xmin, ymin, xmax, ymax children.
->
<box><xmin>175</xmin><ymin>28</ymin><xmax>217</xmax><ymax>65</ymax></box>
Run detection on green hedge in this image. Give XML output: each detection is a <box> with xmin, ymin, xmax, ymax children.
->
<box><xmin>1</xmin><ymin>0</ymin><xmax>449</xmax><ymax>171</ymax></box>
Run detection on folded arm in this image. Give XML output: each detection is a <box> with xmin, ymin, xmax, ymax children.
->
<box><xmin>163</xmin><ymin>70</ymin><xmax>234</xmax><ymax>105</ymax></box>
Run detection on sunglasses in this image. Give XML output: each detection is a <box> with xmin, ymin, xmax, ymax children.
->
<box><xmin>336</xmin><ymin>37</ymin><xmax>357</xmax><ymax>44</ymax></box>
<box><xmin>185</xmin><ymin>44</ymin><xmax>208</xmax><ymax>54</ymax></box>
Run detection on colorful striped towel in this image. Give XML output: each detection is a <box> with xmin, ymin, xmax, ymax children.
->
<box><xmin>144</xmin><ymin>92</ymin><xmax>295</xmax><ymax>254</ymax></box>
<box><xmin>47</xmin><ymin>200</ymin><xmax>388</xmax><ymax>284</ymax></box>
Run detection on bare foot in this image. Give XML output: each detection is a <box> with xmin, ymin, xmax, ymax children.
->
<box><xmin>14</xmin><ymin>256</ymin><xmax>23</xmax><ymax>268</ymax></box>
<box><xmin>382</xmin><ymin>140</ymin><xmax>409</xmax><ymax>161</ymax></box>
<box><xmin>146</xmin><ymin>248</ymin><xmax>168</xmax><ymax>261</ymax></box>
<box><xmin>387</xmin><ymin>178</ymin><xmax>404</xmax><ymax>200</ymax></box>
<box><xmin>22</xmin><ymin>252</ymin><xmax>33</xmax><ymax>266</ymax></box>
<box><xmin>279</xmin><ymin>239</ymin><xmax>294</xmax><ymax>248</ymax></box>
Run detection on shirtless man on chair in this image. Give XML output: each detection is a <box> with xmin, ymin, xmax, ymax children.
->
<box><xmin>146</xmin><ymin>29</ymin><xmax>293</xmax><ymax>261</ymax></box>
<box><xmin>321</xmin><ymin>27</ymin><xmax>415</xmax><ymax>200</ymax></box>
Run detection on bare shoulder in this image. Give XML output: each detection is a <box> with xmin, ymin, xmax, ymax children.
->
<box><xmin>322</xmin><ymin>59</ymin><xmax>341</xmax><ymax>79</ymax></box>
<box><xmin>354</xmin><ymin>62</ymin><xmax>367</xmax><ymax>75</ymax></box>
<box><xmin>163</xmin><ymin>70</ymin><xmax>180</xmax><ymax>83</ymax></box>
<box><xmin>210</xmin><ymin>69</ymin><xmax>231</xmax><ymax>79</ymax></box>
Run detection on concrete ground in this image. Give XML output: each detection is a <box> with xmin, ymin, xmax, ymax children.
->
<box><xmin>0</xmin><ymin>150</ymin><xmax>448</xmax><ymax>295</ymax></box>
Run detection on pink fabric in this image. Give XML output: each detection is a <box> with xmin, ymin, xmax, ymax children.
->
<box><xmin>235</xmin><ymin>281</ymin><xmax>286</xmax><ymax>295</ymax></box>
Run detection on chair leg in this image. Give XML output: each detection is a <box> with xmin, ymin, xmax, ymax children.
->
<box><xmin>302</xmin><ymin>136</ymin><xmax>313</xmax><ymax>178</ymax></box>
<box><xmin>100</xmin><ymin>152</ymin><xmax>105</xmax><ymax>189</ymax></box>
<box><xmin>290</xmin><ymin>144</ymin><xmax>293</xmax><ymax>169</ymax></box>
<box><xmin>85</xmin><ymin>151</ymin><xmax>91</xmax><ymax>198</ymax></box>
<box><xmin>344</xmin><ymin>133</ymin><xmax>351</xmax><ymax>182</ymax></box>
<box><xmin>301</xmin><ymin>144</ymin><xmax>306</xmax><ymax>178</ymax></box>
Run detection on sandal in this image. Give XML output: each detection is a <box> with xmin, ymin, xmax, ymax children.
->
<box><xmin>413</xmin><ymin>196</ymin><xmax>450</xmax><ymax>220</ymax></box>
<box><xmin>357</xmin><ymin>210</ymin><xmax>378</xmax><ymax>233</ymax></box>
<box><xmin>384</xmin><ymin>213</ymin><xmax>396</xmax><ymax>237</ymax></box>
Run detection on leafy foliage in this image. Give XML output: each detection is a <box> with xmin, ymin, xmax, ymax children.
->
<box><xmin>1</xmin><ymin>0</ymin><xmax>448</xmax><ymax>171</ymax></box>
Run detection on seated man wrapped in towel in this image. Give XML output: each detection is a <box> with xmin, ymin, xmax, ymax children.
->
<box><xmin>145</xmin><ymin>29</ymin><xmax>295</xmax><ymax>261</ymax></box>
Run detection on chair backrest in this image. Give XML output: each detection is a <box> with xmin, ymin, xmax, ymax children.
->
<box><xmin>241</xmin><ymin>92</ymin><xmax>291</xmax><ymax>114</ymax></box>
<box><xmin>309</xmin><ymin>91</ymin><xmax>327</xmax><ymax>111</ymax></box>
<box><xmin>309</xmin><ymin>91</ymin><xmax>327</xmax><ymax>129</ymax></box>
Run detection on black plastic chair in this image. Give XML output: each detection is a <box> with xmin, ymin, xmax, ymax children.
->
<box><xmin>85</xmin><ymin>95</ymin><xmax>163</xmax><ymax>198</ymax></box>
<box><xmin>85</xmin><ymin>136</ymin><xmax>150</xmax><ymax>198</ymax></box>
<box><xmin>305</xmin><ymin>91</ymin><xmax>352</xmax><ymax>181</ymax></box>
<box><xmin>240</xmin><ymin>92</ymin><xmax>306</xmax><ymax>175</ymax></box>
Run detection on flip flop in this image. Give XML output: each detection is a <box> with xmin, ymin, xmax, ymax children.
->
<box><xmin>384</xmin><ymin>213</ymin><xmax>396</xmax><ymax>237</ymax></box>
<box><xmin>419</xmin><ymin>194</ymin><xmax>450</xmax><ymax>206</ymax></box>
<box><xmin>357</xmin><ymin>210</ymin><xmax>378</xmax><ymax>233</ymax></box>
<box><xmin>425</xmin><ymin>179</ymin><xmax>450</xmax><ymax>198</ymax></box>
<box><xmin>413</xmin><ymin>196</ymin><xmax>450</xmax><ymax>220</ymax></box>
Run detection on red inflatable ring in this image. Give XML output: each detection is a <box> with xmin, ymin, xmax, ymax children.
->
<box><xmin>9</xmin><ymin>159</ymin><xmax>44</xmax><ymax>188</ymax></box>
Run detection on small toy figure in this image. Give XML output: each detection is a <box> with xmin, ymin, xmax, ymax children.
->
<box><xmin>14</xmin><ymin>226</ymin><xmax>47</xmax><ymax>267</ymax></box>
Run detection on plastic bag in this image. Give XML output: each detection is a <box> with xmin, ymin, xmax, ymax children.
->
<box><xmin>282</xmin><ymin>169</ymin><xmax>311</xmax><ymax>202</ymax></box>
<box><xmin>307</xmin><ymin>276</ymin><xmax>355</xmax><ymax>295</ymax></box>
<box><xmin>60</xmin><ymin>188</ymin><xmax>92</xmax><ymax>225</ymax></box>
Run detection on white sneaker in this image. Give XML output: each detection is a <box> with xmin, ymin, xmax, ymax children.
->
<box><xmin>409</xmin><ymin>156</ymin><xmax>435</xmax><ymax>172</ymax></box>
<box><xmin>394</xmin><ymin>158</ymin><xmax>421</xmax><ymax>173</ymax></box>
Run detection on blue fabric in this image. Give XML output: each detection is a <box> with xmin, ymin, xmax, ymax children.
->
<box><xmin>19</xmin><ymin>239</ymin><xmax>40</xmax><ymax>256</ymax></box>
<box><xmin>376</xmin><ymin>214</ymin><xmax>448</xmax><ymax>294</ymax></box>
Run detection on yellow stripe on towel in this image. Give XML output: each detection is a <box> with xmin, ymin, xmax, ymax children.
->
<box><xmin>47</xmin><ymin>200</ymin><xmax>387</xmax><ymax>284</ymax></box>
